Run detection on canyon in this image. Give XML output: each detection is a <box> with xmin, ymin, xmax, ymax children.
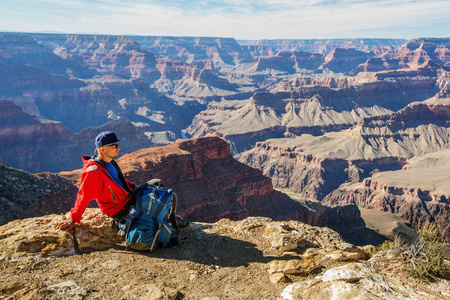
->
<box><xmin>187</xmin><ymin>59</ymin><xmax>448</xmax><ymax>153</ymax></box>
<box><xmin>237</xmin><ymin>98</ymin><xmax>450</xmax><ymax>240</ymax></box>
<box><xmin>0</xmin><ymin>100</ymin><xmax>154</xmax><ymax>172</ymax></box>
<box><xmin>322</xmin><ymin>148</ymin><xmax>450</xmax><ymax>241</ymax></box>
<box><xmin>0</xmin><ymin>136</ymin><xmax>381</xmax><ymax>245</ymax></box>
<box><xmin>0</xmin><ymin>32</ymin><xmax>449</xmax><ymax>247</ymax></box>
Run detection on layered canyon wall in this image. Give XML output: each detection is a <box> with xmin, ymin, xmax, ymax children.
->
<box><xmin>237</xmin><ymin>99</ymin><xmax>450</xmax><ymax>239</ymax></box>
<box><xmin>0</xmin><ymin>100</ymin><xmax>154</xmax><ymax>172</ymax></box>
<box><xmin>0</xmin><ymin>137</ymin><xmax>380</xmax><ymax>245</ymax></box>
<box><xmin>117</xmin><ymin>136</ymin><xmax>375</xmax><ymax>245</ymax></box>
<box><xmin>188</xmin><ymin>60</ymin><xmax>447</xmax><ymax>153</ymax></box>
<box><xmin>322</xmin><ymin>149</ymin><xmax>450</xmax><ymax>240</ymax></box>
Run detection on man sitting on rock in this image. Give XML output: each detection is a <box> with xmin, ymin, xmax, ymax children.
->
<box><xmin>56</xmin><ymin>131</ymin><xmax>188</xmax><ymax>231</ymax></box>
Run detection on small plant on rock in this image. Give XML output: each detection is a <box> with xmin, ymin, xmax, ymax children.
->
<box><xmin>377</xmin><ymin>240</ymin><xmax>395</xmax><ymax>252</ymax></box>
<box><xmin>403</xmin><ymin>221</ymin><xmax>450</xmax><ymax>281</ymax></box>
<box><xmin>376</xmin><ymin>234</ymin><xmax>404</xmax><ymax>252</ymax></box>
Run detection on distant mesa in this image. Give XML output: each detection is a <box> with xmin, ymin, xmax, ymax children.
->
<box><xmin>0</xmin><ymin>32</ymin><xmax>96</xmax><ymax>79</ymax></box>
<box><xmin>321</xmin><ymin>48</ymin><xmax>373</xmax><ymax>73</ymax></box>
<box><xmin>245</xmin><ymin>38</ymin><xmax>408</xmax><ymax>54</ymax></box>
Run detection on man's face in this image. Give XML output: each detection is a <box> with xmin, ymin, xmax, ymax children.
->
<box><xmin>101</xmin><ymin>143</ymin><xmax>120</xmax><ymax>159</ymax></box>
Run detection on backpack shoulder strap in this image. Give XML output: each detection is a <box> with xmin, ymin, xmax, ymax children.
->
<box><xmin>111</xmin><ymin>160</ymin><xmax>131</xmax><ymax>192</ymax></box>
<box><xmin>169</xmin><ymin>193</ymin><xmax>178</xmax><ymax>230</ymax></box>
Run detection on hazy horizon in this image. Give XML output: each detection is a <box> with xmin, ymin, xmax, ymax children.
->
<box><xmin>0</xmin><ymin>30</ymin><xmax>416</xmax><ymax>42</ymax></box>
<box><xmin>0</xmin><ymin>1</ymin><xmax>449</xmax><ymax>40</ymax></box>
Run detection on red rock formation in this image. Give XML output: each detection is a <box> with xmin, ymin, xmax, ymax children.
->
<box><xmin>321</xmin><ymin>48</ymin><xmax>373</xmax><ymax>73</ymax></box>
<box><xmin>118</xmin><ymin>137</ymin><xmax>290</xmax><ymax>221</ymax></box>
<box><xmin>254</xmin><ymin>51</ymin><xmax>325</xmax><ymax>73</ymax></box>
<box><xmin>31</xmin><ymin>34</ymin><xmax>161</xmax><ymax>81</ymax></box>
<box><xmin>378</xmin><ymin>98</ymin><xmax>450</xmax><ymax>124</ymax></box>
<box><xmin>381</xmin><ymin>38</ymin><xmax>450</xmax><ymax>68</ymax></box>
<box><xmin>350</xmin><ymin>40</ymin><xmax>450</xmax><ymax>75</ymax></box>
<box><xmin>115</xmin><ymin>137</ymin><xmax>372</xmax><ymax>243</ymax></box>
<box><xmin>156</xmin><ymin>60</ymin><xmax>194</xmax><ymax>80</ymax></box>
<box><xmin>131</xmin><ymin>36</ymin><xmax>249</xmax><ymax>65</ymax></box>
<box><xmin>243</xmin><ymin>44</ymin><xmax>276</xmax><ymax>58</ymax></box>
<box><xmin>349</xmin><ymin>57</ymin><xmax>404</xmax><ymax>74</ymax></box>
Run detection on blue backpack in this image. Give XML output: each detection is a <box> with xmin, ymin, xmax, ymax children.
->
<box><xmin>118</xmin><ymin>184</ymin><xmax>178</xmax><ymax>251</ymax></box>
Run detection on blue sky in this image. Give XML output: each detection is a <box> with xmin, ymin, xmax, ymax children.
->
<box><xmin>0</xmin><ymin>0</ymin><xmax>449</xmax><ymax>40</ymax></box>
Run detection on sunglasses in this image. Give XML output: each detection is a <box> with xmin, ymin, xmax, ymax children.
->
<box><xmin>105</xmin><ymin>143</ymin><xmax>120</xmax><ymax>149</ymax></box>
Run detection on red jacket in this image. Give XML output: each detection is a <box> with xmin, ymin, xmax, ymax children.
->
<box><xmin>70</xmin><ymin>156</ymin><xmax>135</xmax><ymax>223</ymax></box>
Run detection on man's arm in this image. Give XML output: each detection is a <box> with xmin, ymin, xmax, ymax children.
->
<box><xmin>56</xmin><ymin>167</ymin><xmax>101</xmax><ymax>230</ymax></box>
<box><xmin>70</xmin><ymin>169</ymin><xmax>102</xmax><ymax>223</ymax></box>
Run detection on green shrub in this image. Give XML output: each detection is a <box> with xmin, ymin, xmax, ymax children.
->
<box><xmin>417</xmin><ymin>221</ymin><xmax>441</xmax><ymax>244</ymax></box>
<box><xmin>405</xmin><ymin>221</ymin><xmax>450</xmax><ymax>280</ymax></box>
<box><xmin>377</xmin><ymin>240</ymin><xmax>395</xmax><ymax>252</ymax></box>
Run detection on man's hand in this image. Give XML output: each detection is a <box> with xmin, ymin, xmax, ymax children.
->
<box><xmin>56</xmin><ymin>218</ymin><xmax>75</xmax><ymax>231</ymax></box>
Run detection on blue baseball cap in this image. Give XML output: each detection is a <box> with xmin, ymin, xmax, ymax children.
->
<box><xmin>95</xmin><ymin>131</ymin><xmax>124</xmax><ymax>148</ymax></box>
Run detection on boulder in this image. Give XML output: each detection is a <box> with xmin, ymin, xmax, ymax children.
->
<box><xmin>281</xmin><ymin>262</ymin><xmax>444</xmax><ymax>300</ymax></box>
<box><xmin>0</xmin><ymin>208</ymin><xmax>120</xmax><ymax>258</ymax></box>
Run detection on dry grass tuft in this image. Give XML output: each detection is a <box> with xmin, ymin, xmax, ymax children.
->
<box><xmin>402</xmin><ymin>221</ymin><xmax>450</xmax><ymax>281</ymax></box>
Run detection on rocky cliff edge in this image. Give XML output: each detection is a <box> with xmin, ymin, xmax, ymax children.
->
<box><xmin>0</xmin><ymin>209</ymin><xmax>449</xmax><ymax>299</ymax></box>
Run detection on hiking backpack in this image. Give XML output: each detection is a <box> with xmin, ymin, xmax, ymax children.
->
<box><xmin>118</xmin><ymin>184</ymin><xmax>179</xmax><ymax>251</ymax></box>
